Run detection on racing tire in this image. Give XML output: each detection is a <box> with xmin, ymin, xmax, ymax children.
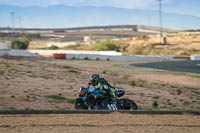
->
<box><xmin>118</xmin><ymin>98</ymin><xmax>137</xmax><ymax>110</ymax></box>
<box><xmin>74</xmin><ymin>98</ymin><xmax>88</xmax><ymax>110</ymax></box>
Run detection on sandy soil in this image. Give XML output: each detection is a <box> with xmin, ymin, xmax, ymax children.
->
<box><xmin>0</xmin><ymin>113</ymin><xmax>200</xmax><ymax>133</ymax></box>
<box><xmin>125</xmin><ymin>34</ymin><xmax>200</xmax><ymax>56</ymax></box>
<box><xmin>28</xmin><ymin>34</ymin><xmax>200</xmax><ymax>56</ymax></box>
<box><xmin>0</xmin><ymin>57</ymin><xmax>200</xmax><ymax>110</ymax></box>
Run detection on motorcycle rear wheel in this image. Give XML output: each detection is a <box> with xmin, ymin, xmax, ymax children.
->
<box><xmin>74</xmin><ymin>98</ymin><xmax>88</xmax><ymax>110</ymax></box>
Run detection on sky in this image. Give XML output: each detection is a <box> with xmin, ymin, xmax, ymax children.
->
<box><xmin>0</xmin><ymin>0</ymin><xmax>200</xmax><ymax>29</ymax></box>
<box><xmin>0</xmin><ymin>0</ymin><xmax>199</xmax><ymax>17</ymax></box>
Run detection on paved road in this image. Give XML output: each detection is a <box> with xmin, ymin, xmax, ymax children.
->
<box><xmin>131</xmin><ymin>60</ymin><xmax>200</xmax><ymax>74</ymax></box>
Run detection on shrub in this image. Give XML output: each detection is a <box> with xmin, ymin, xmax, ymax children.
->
<box><xmin>102</xmin><ymin>70</ymin><xmax>107</xmax><ymax>74</ymax></box>
<box><xmin>11</xmin><ymin>35</ymin><xmax>31</xmax><ymax>49</ymax></box>
<box><xmin>96</xmin><ymin>57</ymin><xmax>100</xmax><ymax>60</ymax></box>
<box><xmin>68</xmin><ymin>69</ymin><xmax>78</xmax><ymax>73</ymax></box>
<box><xmin>48</xmin><ymin>45</ymin><xmax>59</xmax><ymax>50</ymax></box>
<box><xmin>153</xmin><ymin>100</ymin><xmax>158</xmax><ymax>108</ymax></box>
<box><xmin>46</xmin><ymin>95</ymin><xmax>66</xmax><ymax>100</ymax></box>
<box><xmin>84</xmin><ymin>57</ymin><xmax>90</xmax><ymax>60</ymax></box>
<box><xmin>136</xmin><ymin>35</ymin><xmax>150</xmax><ymax>41</ymax></box>
<box><xmin>127</xmin><ymin>45</ymin><xmax>144</xmax><ymax>55</ymax></box>
<box><xmin>46</xmin><ymin>94</ymin><xmax>75</xmax><ymax>104</ymax></box>
<box><xmin>129</xmin><ymin>81</ymin><xmax>136</xmax><ymax>86</ymax></box>
<box><xmin>92</xmin><ymin>41</ymin><xmax>121</xmax><ymax>52</ymax></box>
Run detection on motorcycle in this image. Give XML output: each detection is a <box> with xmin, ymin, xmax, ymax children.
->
<box><xmin>74</xmin><ymin>86</ymin><xmax>137</xmax><ymax>110</ymax></box>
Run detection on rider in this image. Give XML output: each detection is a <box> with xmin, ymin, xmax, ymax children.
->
<box><xmin>88</xmin><ymin>74</ymin><xmax>116</xmax><ymax>98</ymax></box>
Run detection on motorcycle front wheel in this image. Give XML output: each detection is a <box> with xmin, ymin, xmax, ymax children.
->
<box><xmin>118</xmin><ymin>98</ymin><xmax>137</xmax><ymax>110</ymax></box>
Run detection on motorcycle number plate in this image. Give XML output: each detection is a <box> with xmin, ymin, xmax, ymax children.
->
<box><xmin>107</xmin><ymin>104</ymin><xmax>117</xmax><ymax>110</ymax></box>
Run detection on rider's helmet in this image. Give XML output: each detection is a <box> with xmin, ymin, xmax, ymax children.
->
<box><xmin>90</xmin><ymin>74</ymin><xmax>100</xmax><ymax>86</ymax></box>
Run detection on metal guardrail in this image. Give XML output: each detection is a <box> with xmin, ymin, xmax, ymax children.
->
<box><xmin>0</xmin><ymin>110</ymin><xmax>200</xmax><ymax>115</ymax></box>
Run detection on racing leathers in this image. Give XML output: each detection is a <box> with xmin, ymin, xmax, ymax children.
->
<box><xmin>88</xmin><ymin>78</ymin><xmax>116</xmax><ymax>98</ymax></box>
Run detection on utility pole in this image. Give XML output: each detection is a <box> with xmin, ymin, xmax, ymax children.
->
<box><xmin>157</xmin><ymin>0</ymin><xmax>163</xmax><ymax>43</ymax></box>
<box><xmin>10</xmin><ymin>12</ymin><xmax>15</xmax><ymax>33</ymax></box>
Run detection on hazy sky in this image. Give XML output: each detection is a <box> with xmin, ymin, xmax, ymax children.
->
<box><xmin>0</xmin><ymin>0</ymin><xmax>200</xmax><ymax>29</ymax></box>
<box><xmin>0</xmin><ymin>0</ymin><xmax>199</xmax><ymax>17</ymax></box>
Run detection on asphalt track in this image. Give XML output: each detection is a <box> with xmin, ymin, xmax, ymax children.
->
<box><xmin>131</xmin><ymin>60</ymin><xmax>200</xmax><ymax>74</ymax></box>
<box><xmin>0</xmin><ymin>110</ymin><xmax>200</xmax><ymax>115</ymax></box>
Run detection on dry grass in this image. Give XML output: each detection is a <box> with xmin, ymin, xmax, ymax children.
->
<box><xmin>125</xmin><ymin>34</ymin><xmax>200</xmax><ymax>56</ymax></box>
<box><xmin>0</xmin><ymin>57</ymin><xmax>200</xmax><ymax>110</ymax></box>
<box><xmin>1</xmin><ymin>114</ymin><xmax>200</xmax><ymax>133</ymax></box>
<box><xmin>28</xmin><ymin>34</ymin><xmax>200</xmax><ymax>56</ymax></box>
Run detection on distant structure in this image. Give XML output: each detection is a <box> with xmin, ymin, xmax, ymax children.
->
<box><xmin>0</xmin><ymin>42</ymin><xmax>11</xmax><ymax>50</ymax></box>
<box><xmin>84</xmin><ymin>36</ymin><xmax>92</xmax><ymax>44</ymax></box>
<box><xmin>0</xmin><ymin>25</ymin><xmax>180</xmax><ymax>43</ymax></box>
<box><xmin>0</xmin><ymin>25</ymin><xmax>178</xmax><ymax>34</ymax></box>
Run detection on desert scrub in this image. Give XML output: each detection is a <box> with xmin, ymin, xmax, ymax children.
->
<box><xmin>127</xmin><ymin>43</ymin><xmax>165</xmax><ymax>55</ymax></box>
<box><xmin>28</xmin><ymin>74</ymin><xmax>38</xmax><ymax>78</ymax></box>
<box><xmin>46</xmin><ymin>95</ymin><xmax>75</xmax><ymax>104</ymax></box>
<box><xmin>68</xmin><ymin>69</ymin><xmax>78</xmax><ymax>73</ymax></box>
<box><xmin>101</xmin><ymin>70</ymin><xmax>119</xmax><ymax>76</ymax></box>
<box><xmin>185</xmin><ymin>87</ymin><xmax>199</xmax><ymax>92</ymax></box>
<box><xmin>136</xmin><ymin>35</ymin><xmax>150</xmax><ymax>41</ymax></box>
<box><xmin>61</xmin><ymin>44</ymin><xmax>82</xmax><ymax>50</ymax></box>
<box><xmin>152</xmin><ymin>100</ymin><xmax>159</xmax><ymax>108</ymax></box>
<box><xmin>153</xmin><ymin>96</ymin><xmax>160</xmax><ymax>99</ymax></box>
<box><xmin>12</xmin><ymin>35</ymin><xmax>31</xmax><ymax>49</ymax></box>
<box><xmin>129</xmin><ymin>81</ymin><xmax>136</xmax><ymax>86</ymax></box>
<box><xmin>190</xmin><ymin>75</ymin><xmax>200</xmax><ymax>79</ymax></box>
<box><xmin>122</xmin><ymin>74</ymin><xmax>130</xmax><ymax>80</ymax></box>
<box><xmin>177</xmin><ymin>90</ymin><xmax>182</xmax><ymax>95</ymax></box>
<box><xmin>127</xmin><ymin>44</ymin><xmax>144</xmax><ymax>55</ymax></box>
<box><xmin>40</xmin><ymin>75</ymin><xmax>50</xmax><ymax>79</ymax></box>
<box><xmin>92</xmin><ymin>41</ymin><xmax>121</xmax><ymax>52</ymax></box>
<box><xmin>7</xmin><ymin>107</ymin><xmax>17</xmax><ymax>110</ymax></box>
<box><xmin>46</xmin><ymin>95</ymin><xmax>67</xmax><ymax>100</ymax></box>
<box><xmin>48</xmin><ymin>45</ymin><xmax>59</xmax><ymax>50</ymax></box>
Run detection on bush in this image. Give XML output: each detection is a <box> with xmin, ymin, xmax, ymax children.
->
<box><xmin>153</xmin><ymin>100</ymin><xmax>158</xmax><ymax>108</ymax></box>
<box><xmin>11</xmin><ymin>35</ymin><xmax>31</xmax><ymax>49</ymax></box>
<box><xmin>129</xmin><ymin>81</ymin><xmax>136</xmax><ymax>86</ymax></box>
<box><xmin>92</xmin><ymin>41</ymin><xmax>121</xmax><ymax>52</ymax></box>
<box><xmin>136</xmin><ymin>35</ymin><xmax>150</xmax><ymax>41</ymax></box>
<box><xmin>48</xmin><ymin>45</ymin><xmax>59</xmax><ymax>50</ymax></box>
<box><xmin>127</xmin><ymin>45</ymin><xmax>144</xmax><ymax>55</ymax></box>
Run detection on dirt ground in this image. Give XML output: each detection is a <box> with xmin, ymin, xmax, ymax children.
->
<box><xmin>0</xmin><ymin>113</ymin><xmax>200</xmax><ymax>133</ymax></box>
<box><xmin>125</xmin><ymin>34</ymin><xmax>200</xmax><ymax>56</ymax></box>
<box><xmin>29</xmin><ymin>33</ymin><xmax>200</xmax><ymax>56</ymax></box>
<box><xmin>0</xmin><ymin>57</ymin><xmax>200</xmax><ymax>110</ymax></box>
